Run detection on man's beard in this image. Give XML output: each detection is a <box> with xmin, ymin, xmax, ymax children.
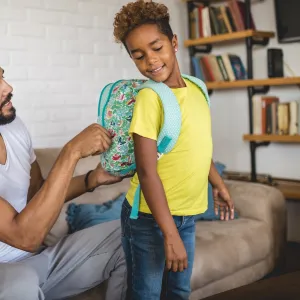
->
<box><xmin>0</xmin><ymin>93</ymin><xmax>16</xmax><ymax>125</ymax></box>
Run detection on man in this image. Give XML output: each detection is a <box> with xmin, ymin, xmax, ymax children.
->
<box><xmin>0</xmin><ymin>66</ymin><xmax>126</xmax><ymax>300</ymax></box>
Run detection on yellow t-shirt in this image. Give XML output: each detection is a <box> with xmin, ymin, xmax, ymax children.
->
<box><xmin>126</xmin><ymin>78</ymin><xmax>213</xmax><ymax>216</ymax></box>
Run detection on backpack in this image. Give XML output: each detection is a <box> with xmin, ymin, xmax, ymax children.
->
<box><xmin>97</xmin><ymin>74</ymin><xmax>210</xmax><ymax>219</ymax></box>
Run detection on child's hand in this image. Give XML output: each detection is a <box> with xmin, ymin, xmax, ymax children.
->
<box><xmin>213</xmin><ymin>186</ymin><xmax>235</xmax><ymax>221</ymax></box>
<box><xmin>164</xmin><ymin>235</ymin><xmax>187</xmax><ymax>272</ymax></box>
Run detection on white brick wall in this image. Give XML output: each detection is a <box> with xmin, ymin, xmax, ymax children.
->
<box><xmin>0</xmin><ymin>0</ymin><xmax>188</xmax><ymax>148</ymax></box>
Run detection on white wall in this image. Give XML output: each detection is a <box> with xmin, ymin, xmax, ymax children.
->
<box><xmin>1</xmin><ymin>0</ymin><xmax>299</xmax><ymax>239</ymax></box>
<box><xmin>0</xmin><ymin>0</ymin><xmax>187</xmax><ymax>147</ymax></box>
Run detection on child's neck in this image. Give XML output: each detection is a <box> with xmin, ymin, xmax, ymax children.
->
<box><xmin>163</xmin><ymin>63</ymin><xmax>186</xmax><ymax>89</ymax></box>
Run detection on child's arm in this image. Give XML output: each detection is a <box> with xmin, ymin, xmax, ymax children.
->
<box><xmin>208</xmin><ymin>160</ymin><xmax>235</xmax><ymax>220</ymax></box>
<box><xmin>208</xmin><ymin>160</ymin><xmax>225</xmax><ymax>189</ymax></box>
<box><xmin>133</xmin><ymin>133</ymin><xmax>188</xmax><ymax>272</ymax></box>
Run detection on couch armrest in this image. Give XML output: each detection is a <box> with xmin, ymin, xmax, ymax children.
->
<box><xmin>225</xmin><ymin>180</ymin><xmax>286</xmax><ymax>223</ymax></box>
<box><xmin>225</xmin><ymin>180</ymin><xmax>287</xmax><ymax>266</ymax></box>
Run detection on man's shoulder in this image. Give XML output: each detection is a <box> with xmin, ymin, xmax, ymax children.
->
<box><xmin>5</xmin><ymin>117</ymin><xmax>32</xmax><ymax>145</ymax></box>
<box><xmin>14</xmin><ymin>116</ymin><xmax>25</xmax><ymax>127</ymax></box>
<box><xmin>13</xmin><ymin>117</ymin><xmax>30</xmax><ymax>132</ymax></box>
<box><xmin>5</xmin><ymin>116</ymin><xmax>25</xmax><ymax>129</ymax></box>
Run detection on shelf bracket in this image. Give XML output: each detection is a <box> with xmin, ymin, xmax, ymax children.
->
<box><xmin>251</xmin><ymin>141</ymin><xmax>270</xmax><ymax>151</ymax></box>
<box><xmin>250</xmin><ymin>140</ymin><xmax>270</xmax><ymax>181</ymax></box>
<box><xmin>189</xmin><ymin>44</ymin><xmax>212</xmax><ymax>55</ymax></box>
<box><xmin>251</xmin><ymin>37</ymin><xmax>270</xmax><ymax>47</ymax></box>
<box><xmin>252</xmin><ymin>85</ymin><xmax>270</xmax><ymax>94</ymax></box>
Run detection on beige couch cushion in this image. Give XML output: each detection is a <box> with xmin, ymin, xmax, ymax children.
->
<box><xmin>191</xmin><ymin>218</ymin><xmax>272</xmax><ymax>291</ymax></box>
<box><xmin>35</xmin><ymin>148</ymin><xmax>130</xmax><ymax>246</ymax></box>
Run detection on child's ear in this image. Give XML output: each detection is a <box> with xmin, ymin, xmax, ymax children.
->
<box><xmin>172</xmin><ymin>34</ymin><xmax>178</xmax><ymax>53</ymax></box>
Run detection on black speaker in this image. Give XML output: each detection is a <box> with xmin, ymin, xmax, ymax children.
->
<box><xmin>267</xmin><ymin>48</ymin><xmax>284</xmax><ymax>78</ymax></box>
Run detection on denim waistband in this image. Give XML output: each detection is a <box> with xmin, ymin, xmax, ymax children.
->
<box><xmin>123</xmin><ymin>198</ymin><xmax>195</xmax><ymax>220</ymax></box>
<box><xmin>123</xmin><ymin>198</ymin><xmax>155</xmax><ymax>219</ymax></box>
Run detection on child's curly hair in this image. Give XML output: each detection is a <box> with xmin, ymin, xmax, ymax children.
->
<box><xmin>113</xmin><ymin>0</ymin><xmax>174</xmax><ymax>45</ymax></box>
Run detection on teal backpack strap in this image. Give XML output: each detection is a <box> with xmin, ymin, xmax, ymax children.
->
<box><xmin>181</xmin><ymin>74</ymin><xmax>211</xmax><ymax>107</ymax></box>
<box><xmin>130</xmin><ymin>80</ymin><xmax>182</xmax><ymax>220</ymax></box>
<box><xmin>137</xmin><ymin>80</ymin><xmax>182</xmax><ymax>154</ymax></box>
<box><xmin>131</xmin><ymin>185</ymin><xmax>141</xmax><ymax>219</ymax></box>
<box><xmin>130</xmin><ymin>148</ymin><xmax>167</xmax><ymax>219</ymax></box>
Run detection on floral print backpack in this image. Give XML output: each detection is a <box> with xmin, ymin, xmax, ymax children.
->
<box><xmin>97</xmin><ymin>74</ymin><xmax>210</xmax><ymax>219</ymax></box>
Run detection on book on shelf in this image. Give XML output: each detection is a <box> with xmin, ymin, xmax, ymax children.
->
<box><xmin>189</xmin><ymin>0</ymin><xmax>256</xmax><ymax>39</ymax></box>
<box><xmin>252</xmin><ymin>96</ymin><xmax>300</xmax><ymax>135</ymax></box>
<box><xmin>192</xmin><ymin>54</ymin><xmax>247</xmax><ymax>82</ymax></box>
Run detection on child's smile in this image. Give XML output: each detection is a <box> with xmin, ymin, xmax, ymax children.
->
<box><xmin>147</xmin><ymin>64</ymin><xmax>165</xmax><ymax>76</ymax></box>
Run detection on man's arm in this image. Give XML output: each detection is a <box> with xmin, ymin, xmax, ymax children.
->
<box><xmin>28</xmin><ymin>161</ymin><xmax>121</xmax><ymax>203</ymax></box>
<box><xmin>27</xmin><ymin>160</ymin><xmax>88</xmax><ymax>203</ymax></box>
<box><xmin>1</xmin><ymin>147</ymin><xmax>79</xmax><ymax>252</ymax></box>
<box><xmin>27</xmin><ymin>161</ymin><xmax>44</xmax><ymax>202</ymax></box>
<box><xmin>63</xmin><ymin>163</ymin><xmax>122</xmax><ymax>202</ymax></box>
<box><xmin>133</xmin><ymin>134</ymin><xmax>187</xmax><ymax>272</ymax></box>
<box><xmin>0</xmin><ymin>124</ymin><xmax>111</xmax><ymax>252</ymax></box>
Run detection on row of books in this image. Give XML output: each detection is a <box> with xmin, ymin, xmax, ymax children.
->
<box><xmin>192</xmin><ymin>54</ymin><xmax>247</xmax><ymax>82</ymax></box>
<box><xmin>252</xmin><ymin>96</ymin><xmax>300</xmax><ymax>135</ymax></box>
<box><xmin>189</xmin><ymin>0</ymin><xmax>256</xmax><ymax>39</ymax></box>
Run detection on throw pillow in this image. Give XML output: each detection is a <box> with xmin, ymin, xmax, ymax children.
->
<box><xmin>66</xmin><ymin>193</ymin><xmax>125</xmax><ymax>234</ymax></box>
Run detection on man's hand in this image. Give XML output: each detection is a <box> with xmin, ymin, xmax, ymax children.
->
<box><xmin>88</xmin><ymin>163</ymin><xmax>122</xmax><ymax>189</ymax></box>
<box><xmin>164</xmin><ymin>235</ymin><xmax>188</xmax><ymax>272</ymax></box>
<box><xmin>213</xmin><ymin>185</ymin><xmax>235</xmax><ymax>221</ymax></box>
<box><xmin>67</xmin><ymin>124</ymin><xmax>112</xmax><ymax>160</ymax></box>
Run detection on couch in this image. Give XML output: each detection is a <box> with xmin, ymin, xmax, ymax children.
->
<box><xmin>35</xmin><ymin>148</ymin><xmax>287</xmax><ymax>300</ymax></box>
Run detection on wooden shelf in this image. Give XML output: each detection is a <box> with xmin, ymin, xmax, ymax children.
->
<box><xmin>184</xmin><ymin>30</ymin><xmax>275</xmax><ymax>47</ymax></box>
<box><xmin>205</xmin><ymin>77</ymin><xmax>300</xmax><ymax>90</ymax></box>
<box><xmin>275</xmin><ymin>180</ymin><xmax>300</xmax><ymax>200</ymax></box>
<box><xmin>243</xmin><ymin>134</ymin><xmax>300</xmax><ymax>143</ymax></box>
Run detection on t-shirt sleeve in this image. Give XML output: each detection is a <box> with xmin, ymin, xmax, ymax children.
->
<box><xmin>18</xmin><ymin>117</ymin><xmax>36</xmax><ymax>164</ymax></box>
<box><xmin>24</xmin><ymin>123</ymin><xmax>36</xmax><ymax>164</ymax></box>
<box><xmin>29</xmin><ymin>136</ymin><xmax>36</xmax><ymax>164</ymax></box>
<box><xmin>129</xmin><ymin>88</ymin><xmax>163</xmax><ymax>141</ymax></box>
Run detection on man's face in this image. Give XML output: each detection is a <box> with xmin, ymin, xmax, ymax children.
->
<box><xmin>0</xmin><ymin>67</ymin><xmax>16</xmax><ymax>125</ymax></box>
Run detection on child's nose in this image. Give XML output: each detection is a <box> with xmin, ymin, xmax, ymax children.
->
<box><xmin>147</xmin><ymin>54</ymin><xmax>158</xmax><ymax>66</ymax></box>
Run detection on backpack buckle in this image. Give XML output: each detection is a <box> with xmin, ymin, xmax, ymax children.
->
<box><xmin>157</xmin><ymin>152</ymin><xmax>164</xmax><ymax>161</ymax></box>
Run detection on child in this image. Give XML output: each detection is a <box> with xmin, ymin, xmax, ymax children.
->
<box><xmin>113</xmin><ymin>1</ymin><xmax>235</xmax><ymax>299</ymax></box>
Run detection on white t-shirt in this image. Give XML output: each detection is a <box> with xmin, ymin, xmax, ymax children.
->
<box><xmin>0</xmin><ymin>117</ymin><xmax>36</xmax><ymax>262</ymax></box>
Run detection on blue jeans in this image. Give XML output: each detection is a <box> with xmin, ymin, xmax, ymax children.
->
<box><xmin>121</xmin><ymin>199</ymin><xmax>195</xmax><ymax>300</ymax></box>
